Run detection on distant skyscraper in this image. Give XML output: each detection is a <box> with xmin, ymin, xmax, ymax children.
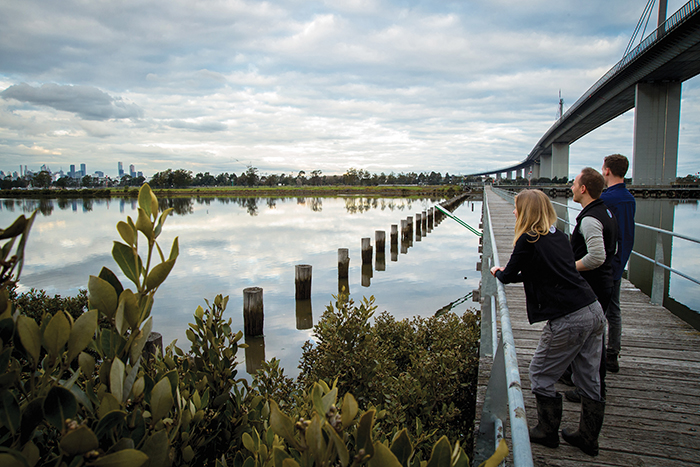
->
<box><xmin>118</xmin><ymin>162</ymin><xmax>124</xmax><ymax>178</ymax></box>
<box><xmin>129</xmin><ymin>164</ymin><xmax>136</xmax><ymax>178</ymax></box>
<box><xmin>70</xmin><ymin>164</ymin><xmax>76</xmax><ymax>178</ymax></box>
<box><xmin>80</xmin><ymin>163</ymin><xmax>86</xmax><ymax>177</ymax></box>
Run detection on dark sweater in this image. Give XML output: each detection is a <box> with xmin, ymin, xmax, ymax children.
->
<box><xmin>495</xmin><ymin>227</ymin><xmax>598</xmax><ymax>324</ymax></box>
<box><xmin>601</xmin><ymin>183</ymin><xmax>636</xmax><ymax>280</ymax></box>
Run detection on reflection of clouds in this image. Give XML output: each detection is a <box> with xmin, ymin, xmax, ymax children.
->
<box><xmin>669</xmin><ymin>201</ymin><xmax>700</xmax><ymax>312</ymax></box>
<box><xmin>2</xmin><ymin>196</ymin><xmax>486</xmax><ymax>377</ymax></box>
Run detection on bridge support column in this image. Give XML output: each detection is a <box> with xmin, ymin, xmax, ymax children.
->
<box><xmin>633</xmin><ymin>81</ymin><xmax>680</xmax><ymax>185</ymax></box>
<box><xmin>539</xmin><ymin>155</ymin><xmax>552</xmax><ymax>180</ymax></box>
<box><xmin>552</xmin><ymin>143</ymin><xmax>570</xmax><ymax>181</ymax></box>
<box><xmin>530</xmin><ymin>163</ymin><xmax>540</xmax><ymax>180</ymax></box>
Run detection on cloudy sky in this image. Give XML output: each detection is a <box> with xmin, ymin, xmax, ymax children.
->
<box><xmin>1</xmin><ymin>0</ymin><xmax>699</xmax><ymax>180</ymax></box>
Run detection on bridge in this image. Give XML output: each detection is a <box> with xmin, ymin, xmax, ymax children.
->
<box><xmin>474</xmin><ymin>187</ymin><xmax>700</xmax><ymax>466</ymax></box>
<box><xmin>470</xmin><ymin>0</ymin><xmax>700</xmax><ymax>186</ymax></box>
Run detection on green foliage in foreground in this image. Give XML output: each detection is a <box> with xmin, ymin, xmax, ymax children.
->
<box><xmin>0</xmin><ymin>183</ymin><xmax>505</xmax><ymax>467</ymax></box>
<box><xmin>298</xmin><ymin>295</ymin><xmax>480</xmax><ymax>457</ymax></box>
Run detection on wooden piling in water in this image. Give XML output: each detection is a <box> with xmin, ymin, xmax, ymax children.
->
<box><xmin>421</xmin><ymin>210</ymin><xmax>427</xmax><ymax>235</ymax></box>
<box><xmin>338</xmin><ymin>248</ymin><xmax>350</xmax><ymax>279</ymax></box>
<box><xmin>243</xmin><ymin>287</ymin><xmax>264</xmax><ymax>336</ymax></box>
<box><xmin>391</xmin><ymin>224</ymin><xmax>398</xmax><ymax>243</ymax></box>
<box><xmin>295</xmin><ymin>264</ymin><xmax>312</xmax><ymax>299</ymax></box>
<box><xmin>361</xmin><ymin>237</ymin><xmax>373</xmax><ymax>264</ymax></box>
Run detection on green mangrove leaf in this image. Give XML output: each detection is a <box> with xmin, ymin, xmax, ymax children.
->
<box><xmin>99</xmin><ymin>393</ymin><xmax>122</xmax><ymax>420</ymax></box>
<box><xmin>168</xmin><ymin>236</ymin><xmax>179</xmax><ymax>261</ymax></box>
<box><xmin>91</xmin><ymin>448</ymin><xmax>148</xmax><ymax>467</ymax></box>
<box><xmin>356</xmin><ymin>410</ymin><xmax>375</xmax><ymax>459</ymax></box>
<box><xmin>145</xmin><ymin>258</ymin><xmax>175</xmax><ymax>292</ymax></box>
<box><xmin>0</xmin><ymin>453</ymin><xmax>23</xmax><ymax>467</ymax></box>
<box><xmin>16</xmin><ymin>315</ymin><xmax>41</xmax><ymax>365</ymax></box>
<box><xmin>135</xmin><ymin>208</ymin><xmax>153</xmax><ymax>241</ymax></box>
<box><xmin>0</xmin><ymin>389</ymin><xmax>20</xmax><ymax>435</ymax></box>
<box><xmin>154</xmin><ymin>208</ymin><xmax>174</xmax><ymax>239</ymax></box>
<box><xmin>242</xmin><ymin>432</ymin><xmax>255</xmax><ymax>453</ymax></box>
<box><xmin>79</xmin><ymin>352</ymin><xmax>96</xmax><ymax>377</ymax></box>
<box><xmin>43</xmin><ymin>310</ymin><xmax>71</xmax><ymax>360</ymax></box>
<box><xmin>325</xmin><ymin>424</ymin><xmax>349</xmax><ymax>467</ymax></box>
<box><xmin>322</xmin><ymin>387</ymin><xmax>338</xmax><ymax>416</ymax></box>
<box><xmin>110</xmin><ymin>357</ymin><xmax>125</xmax><ymax>402</ymax></box>
<box><xmin>269</xmin><ymin>400</ymin><xmax>302</xmax><ymax>451</ymax></box>
<box><xmin>150</xmin><ymin>377</ymin><xmax>173</xmax><ymax>423</ymax></box>
<box><xmin>60</xmin><ymin>425</ymin><xmax>99</xmax><ymax>455</ymax></box>
<box><xmin>117</xmin><ymin>221</ymin><xmax>136</xmax><ymax>247</ymax></box>
<box><xmin>138</xmin><ymin>184</ymin><xmax>154</xmax><ymax>219</ymax></box>
<box><xmin>89</xmin><ymin>275</ymin><xmax>119</xmax><ymax>319</ymax></box>
<box><xmin>311</xmin><ymin>383</ymin><xmax>324</xmax><ymax>417</ymax></box>
<box><xmin>341</xmin><ymin>393</ymin><xmax>359</xmax><ymax>429</ymax></box>
<box><xmin>119</xmin><ymin>289</ymin><xmax>140</xmax><ymax>330</ymax></box>
<box><xmin>122</xmin><ymin>359</ymin><xmax>141</xmax><ymax>404</ymax></box>
<box><xmin>44</xmin><ymin>386</ymin><xmax>77</xmax><ymax>430</ymax></box>
<box><xmin>389</xmin><ymin>429</ymin><xmax>412</xmax><ymax>466</ymax></box>
<box><xmin>20</xmin><ymin>397</ymin><xmax>44</xmax><ymax>445</ymax></box>
<box><xmin>130</xmin><ymin>317</ymin><xmax>152</xmax><ymax>365</ymax></box>
<box><xmin>273</xmin><ymin>447</ymin><xmax>292</xmax><ymax>467</ymax></box>
<box><xmin>368</xmin><ymin>441</ymin><xmax>403</xmax><ymax>467</ymax></box>
<box><xmin>112</xmin><ymin>242</ymin><xmax>140</xmax><ymax>287</ymax></box>
<box><xmin>99</xmin><ymin>267</ymin><xmax>124</xmax><ymax>302</ymax></box>
<box><xmin>425</xmin><ymin>436</ymin><xmax>451</xmax><ymax>467</ymax></box>
<box><xmin>67</xmin><ymin>309</ymin><xmax>98</xmax><ymax>363</ymax></box>
<box><xmin>306</xmin><ymin>414</ymin><xmax>325</xmax><ymax>463</ymax></box>
<box><xmin>141</xmin><ymin>429</ymin><xmax>169</xmax><ymax>467</ymax></box>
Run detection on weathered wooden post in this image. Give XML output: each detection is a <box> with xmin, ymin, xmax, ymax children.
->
<box><xmin>295</xmin><ymin>264</ymin><xmax>312</xmax><ymax>299</ymax></box>
<box><xmin>375</xmin><ymin>230</ymin><xmax>386</xmax><ymax>252</ymax></box>
<box><xmin>400</xmin><ymin>219</ymin><xmax>408</xmax><ymax>242</ymax></box>
<box><xmin>145</xmin><ymin>332</ymin><xmax>163</xmax><ymax>359</ymax></box>
<box><xmin>428</xmin><ymin>208</ymin><xmax>434</xmax><ymax>230</ymax></box>
<box><xmin>390</xmin><ymin>224</ymin><xmax>398</xmax><ymax>244</ymax></box>
<box><xmin>406</xmin><ymin>216</ymin><xmax>413</xmax><ymax>247</ymax></box>
<box><xmin>361</xmin><ymin>237</ymin><xmax>372</xmax><ymax>264</ymax></box>
<box><xmin>390</xmin><ymin>224</ymin><xmax>399</xmax><ymax>261</ymax></box>
<box><xmin>243</xmin><ymin>287</ymin><xmax>264</xmax><ymax>336</ymax></box>
<box><xmin>338</xmin><ymin>248</ymin><xmax>350</xmax><ymax>279</ymax></box>
<box><xmin>421</xmin><ymin>210</ymin><xmax>427</xmax><ymax>235</ymax></box>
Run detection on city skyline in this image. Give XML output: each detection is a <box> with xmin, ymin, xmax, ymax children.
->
<box><xmin>1</xmin><ymin>1</ymin><xmax>699</xmax><ymax>180</ymax></box>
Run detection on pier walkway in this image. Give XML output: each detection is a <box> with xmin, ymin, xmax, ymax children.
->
<box><xmin>478</xmin><ymin>187</ymin><xmax>700</xmax><ymax>466</ymax></box>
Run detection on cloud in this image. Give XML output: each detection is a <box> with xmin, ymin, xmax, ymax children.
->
<box><xmin>0</xmin><ymin>83</ymin><xmax>143</xmax><ymax>121</ymax></box>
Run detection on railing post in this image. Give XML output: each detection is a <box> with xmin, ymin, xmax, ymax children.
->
<box><xmin>651</xmin><ymin>231</ymin><xmax>665</xmax><ymax>305</ymax></box>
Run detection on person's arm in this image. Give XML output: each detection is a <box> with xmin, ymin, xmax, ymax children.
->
<box><xmin>491</xmin><ymin>234</ymin><xmax>530</xmax><ymax>283</ymax></box>
<box><xmin>575</xmin><ymin>216</ymin><xmax>605</xmax><ymax>271</ymax></box>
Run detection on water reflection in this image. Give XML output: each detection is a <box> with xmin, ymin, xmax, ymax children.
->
<box><xmin>1</xmin><ymin>195</ymin><xmax>483</xmax><ymax>378</ymax></box>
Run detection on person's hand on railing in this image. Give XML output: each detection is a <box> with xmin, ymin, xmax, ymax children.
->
<box><xmin>490</xmin><ymin>266</ymin><xmax>504</xmax><ymax>276</ymax></box>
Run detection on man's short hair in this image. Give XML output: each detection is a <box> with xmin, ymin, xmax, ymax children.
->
<box><xmin>603</xmin><ymin>154</ymin><xmax>629</xmax><ymax>178</ymax></box>
<box><xmin>580</xmin><ymin>167</ymin><xmax>605</xmax><ymax>199</ymax></box>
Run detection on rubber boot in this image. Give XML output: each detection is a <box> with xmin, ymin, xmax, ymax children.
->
<box><xmin>530</xmin><ymin>393</ymin><xmax>562</xmax><ymax>448</ymax></box>
<box><xmin>562</xmin><ymin>395</ymin><xmax>605</xmax><ymax>456</ymax></box>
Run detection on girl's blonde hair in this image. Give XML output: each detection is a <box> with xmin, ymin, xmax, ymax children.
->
<box><xmin>513</xmin><ymin>189</ymin><xmax>557</xmax><ymax>245</ymax></box>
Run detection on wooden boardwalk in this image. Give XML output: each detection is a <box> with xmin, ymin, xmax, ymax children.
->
<box><xmin>477</xmin><ymin>187</ymin><xmax>700</xmax><ymax>466</ymax></box>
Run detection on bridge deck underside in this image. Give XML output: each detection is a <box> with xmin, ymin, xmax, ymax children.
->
<box><xmin>482</xmin><ymin>188</ymin><xmax>700</xmax><ymax>466</ymax></box>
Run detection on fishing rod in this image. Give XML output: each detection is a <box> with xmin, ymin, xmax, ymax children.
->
<box><xmin>434</xmin><ymin>204</ymin><xmax>482</xmax><ymax>237</ymax></box>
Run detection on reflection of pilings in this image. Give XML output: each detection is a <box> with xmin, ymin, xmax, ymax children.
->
<box><xmin>391</xmin><ymin>224</ymin><xmax>398</xmax><ymax>244</ymax></box>
<box><xmin>421</xmin><ymin>211</ymin><xmax>427</xmax><ymax>236</ymax></box>
<box><xmin>407</xmin><ymin>217</ymin><xmax>413</xmax><ymax>247</ymax></box>
<box><xmin>375</xmin><ymin>230</ymin><xmax>386</xmax><ymax>251</ymax></box>
<box><xmin>245</xmin><ymin>335</ymin><xmax>266</xmax><ymax>375</ymax></box>
<box><xmin>390</xmin><ymin>239</ymin><xmax>398</xmax><ymax>262</ymax></box>
<box><xmin>339</xmin><ymin>277</ymin><xmax>350</xmax><ymax>295</ymax></box>
<box><xmin>428</xmin><ymin>208</ymin><xmax>434</xmax><ymax>230</ymax></box>
<box><xmin>361</xmin><ymin>263</ymin><xmax>373</xmax><ymax>287</ymax></box>
<box><xmin>376</xmin><ymin>251</ymin><xmax>386</xmax><ymax>271</ymax></box>
<box><xmin>400</xmin><ymin>220</ymin><xmax>408</xmax><ymax>242</ymax></box>
<box><xmin>338</xmin><ymin>248</ymin><xmax>350</xmax><ymax>279</ymax></box>
<box><xmin>361</xmin><ymin>238</ymin><xmax>373</xmax><ymax>264</ymax></box>
<box><xmin>295</xmin><ymin>264</ymin><xmax>312</xmax><ymax>299</ymax></box>
<box><xmin>243</xmin><ymin>287</ymin><xmax>264</xmax><ymax>337</ymax></box>
<box><xmin>415</xmin><ymin>214</ymin><xmax>422</xmax><ymax>241</ymax></box>
<box><xmin>295</xmin><ymin>299</ymin><xmax>313</xmax><ymax>330</ymax></box>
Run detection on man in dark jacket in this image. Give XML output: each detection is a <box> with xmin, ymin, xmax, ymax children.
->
<box><xmin>600</xmin><ymin>154</ymin><xmax>636</xmax><ymax>372</ymax></box>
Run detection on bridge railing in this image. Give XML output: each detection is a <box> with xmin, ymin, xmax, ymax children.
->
<box><xmin>492</xmin><ymin>186</ymin><xmax>700</xmax><ymax>307</ymax></box>
<box><xmin>474</xmin><ymin>188</ymin><xmax>533</xmax><ymax>467</ymax></box>
<box><xmin>562</xmin><ymin>0</ymin><xmax>700</xmax><ymax>123</ymax></box>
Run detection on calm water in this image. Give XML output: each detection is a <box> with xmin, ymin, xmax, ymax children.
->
<box><xmin>0</xmin><ymin>195</ymin><xmax>483</xmax><ymax>377</ymax></box>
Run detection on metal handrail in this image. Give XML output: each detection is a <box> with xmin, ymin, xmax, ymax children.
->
<box><xmin>476</xmin><ymin>188</ymin><xmax>533</xmax><ymax>466</ymax></box>
<box><xmin>492</xmin><ymin>186</ymin><xmax>700</xmax><ymax>295</ymax></box>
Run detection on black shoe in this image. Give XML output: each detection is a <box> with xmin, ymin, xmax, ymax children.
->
<box><xmin>564</xmin><ymin>388</ymin><xmax>581</xmax><ymax>403</ymax></box>
<box><xmin>530</xmin><ymin>393</ymin><xmax>562</xmax><ymax>448</ymax></box>
<box><xmin>562</xmin><ymin>395</ymin><xmax>605</xmax><ymax>456</ymax></box>
<box><xmin>606</xmin><ymin>352</ymin><xmax>619</xmax><ymax>373</ymax></box>
<box><xmin>558</xmin><ymin>371</ymin><xmax>574</xmax><ymax>387</ymax></box>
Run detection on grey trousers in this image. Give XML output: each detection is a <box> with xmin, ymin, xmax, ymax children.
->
<box><xmin>529</xmin><ymin>301</ymin><xmax>606</xmax><ymax>401</ymax></box>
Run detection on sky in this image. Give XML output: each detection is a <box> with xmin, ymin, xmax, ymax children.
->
<box><xmin>1</xmin><ymin>0</ymin><xmax>699</xmax><ymax>180</ymax></box>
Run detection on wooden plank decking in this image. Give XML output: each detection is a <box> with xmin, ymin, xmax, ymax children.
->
<box><xmin>477</xmin><ymin>187</ymin><xmax>700</xmax><ymax>466</ymax></box>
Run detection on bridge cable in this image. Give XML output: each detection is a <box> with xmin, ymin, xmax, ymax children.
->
<box><xmin>624</xmin><ymin>0</ymin><xmax>656</xmax><ymax>57</ymax></box>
